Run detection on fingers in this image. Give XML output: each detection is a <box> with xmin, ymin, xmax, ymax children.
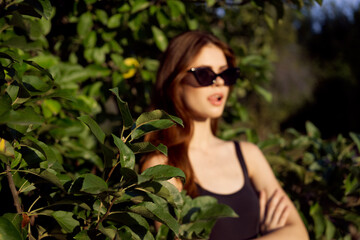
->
<box><xmin>270</xmin><ymin>196</ymin><xmax>288</xmax><ymax>227</ymax></box>
<box><xmin>260</xmin><ymin>189</ymin><xmax>290</xmax><ymax>234</ymax></box>
<box><xmin>259</xmin><ymin>190</ymin><xmax>266</xmax><ymax>222</ymax></box>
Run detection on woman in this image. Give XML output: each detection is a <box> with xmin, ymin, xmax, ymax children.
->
<box><xmin>142</xmin><ymin>31</ymin><xmax>308</xmax><ymax>240</ymax></box>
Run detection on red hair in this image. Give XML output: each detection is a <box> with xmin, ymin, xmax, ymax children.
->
<box><xmin>144</xmin><ymin>31</ymin><xmax>236</xmax><ymax>197</ymax></box>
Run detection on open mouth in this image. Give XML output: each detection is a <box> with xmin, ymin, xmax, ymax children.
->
<box><xmin>208</xmin><ymin>93</ymin><xmax>224</xmax><ymax>106</ymax></box>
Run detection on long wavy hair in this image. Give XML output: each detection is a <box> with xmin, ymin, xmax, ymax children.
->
<box><xmin>144</xmin><ymin>31</ymin><xmax>236</xmax><ymax>197</ymax></box>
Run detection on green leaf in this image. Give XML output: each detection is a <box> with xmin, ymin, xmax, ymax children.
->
<box><xmin>167</xmin><ymin>0</ymin><xmax>186</xmax><ymax>18</ymax></box>
<box><xmin>42</xmin><ymin>99</ymin><xmax>61</xmax><ymax>118</ymax></box>
<box><xmin>343</xmin><ymin>173</ymin><xmax>358</xmax><ymax>195</ymax></box>
<box><xmin>325</xmin><ymin>217</ymin><xmax>335</xmax><ymax>240</ymax></box>
<box><xmin>77</xmin><ymin>12</ymin><xmax>93</xmax><ymax>38</ymax></box>
<box><xmin>186</xmin><ymin>17</ymin><xmax>198</xmax><ymax>30</ymax></box>
<box><xmin>156</xmin><ymin>10</ymin><xmax>170</xmax><ymax>28</ymax></box>
<box><xmin>112</xmin><ymin>134</ymin><xmax>135</xmax><ymax>169</ymax></box>
<box><xmin>315</xmin><ymin>0</ymin><xmax>322</xmax><ymax>5</ymax></box>
<box><xmin>107</xmin><ymin>14</ymin><xmax>121</xmax><ymax>28</ymax></box>
<box><xmin>129</xmin><ymin>142</ymin><xmax>167</xmax><ymax>156</ymax></box>
<box><xmin>131</xmin><ymin>119</ymin><xmax>174</xmax><ymax>140</ymax></box>
<box><xmin>131</xmin><ymin>109</ymin><xmax>183</xmax><ymax>140</ymax></box>
<box><xmin>156</xmin><ymin>224</ymin><xmax>172</xmax><ymax>240</ymax></box>
<box><xmin>0</xmin><ymin>94</ymin><xmax>12</xmax><ymax>116</ymax></box>
<box><xmin>26</xmin><ymin>136</ymin><xmax>63</xmax><ymax>171</ymax></box>
<box><xmin>74</xmin><ymin>230</ymin><xmax>91</xmax><ymax>240</ymax></box>
<box><xmin>80</xmin><ymin>173</ymin><xmax>108</xmax><ymax>194</ymax></box>
<box><xmin>350</xmin><ymin>132</ymin><xmax>360</xmax><ymax>152</ymax></box>
<box><xmin>306</xmin><ymin>121</ymin><xmax>321</xmax><ymax>138</ymax></box>
<box><xmin>206</xmin><ymin>0</ymin><xmax>216</xmax><ymax>7</ymax></box>
<box><xmin>254</xmin><ymin>84</ymin><xmax>272</xmax><ymax>102</ymax></box>
<box><xmin>86</xmin><ymin>64</ymin><xmax>111</xmax><ymax>77</ymax></box>
<box><xmin>0</xmin><ymin>107</ymin><xmax>43</xmax><ymax>125</ymax></box>
<box><xmin>193</xmin><ymin>198</ymin><xmax>238</xmax><ymax>220</ymax></box>
<box><xmin>141</xmin><ymin>165</ymin><xmax>185</xmax><ymax>183</ymax></box>
<box><xmin>83</xmin><ymin>31</ymin><xmax>97</xmax><ymax>48</ymax></box>
<box><xmin>107</xmin><ymin>212</ymin><xmax>153</xmax><ymax>240</ymax></box>
<box><xmin>52</xmin><ymin>211</ymin><xmax>80</xmax><ymax>233</ymax></box>
<box><xmin>131</xmin><ymin>0</ymin><xmax>151</xmax><ymax>14</ymax></box>
<box><xmin>78</xmin><ymin>115</ymin><xmax>106</xmax><ymax>144</ymax></box>
<box><xmin>139</xmin><ymin>180</ymin><xmax>184</xmax><ymax>208</ymax></box>
<box><xmin>180</xmin><ymin>220</ymin><xmax>216</xmax><ymax>239</ymax></box>
<box><xmin>24</xmin><ymin>60</ymin><xmax>54</xmax><ymax>81</ymax></box>
<box><xmin>29</xmin><ymin>168</ymin><xmax>64</xmax><ymax>189</ymax></box>
<box><xmin>309</xmin><ymin>203</ymin><xmax>325</xmax><ymax>239</ymax></box>
<box><xmin>151</xmin><ymin>26</ymin><xmax>168</xmax><ymax>52</ymax></box>
<box><xmin>95</xmin><ymin>9</ymin><xmax>108</xmax><ymax>25</ymax></box>
<box><xmin>110</xmin><ymin>88</ymin><xmax>133</xmax><ymax>129</ymax></box>
<box><xmin>22</xmin><ymin>75</ymin><xmax>52</xmax><ymax>93</ymax></box>
<box><xmin>84</xmin><ymin>0</ymin><xmax>97</xmax><ymax>4</ymax></box>
<box><xmin>130</xmin><ymin>202</ymin><xmax>179</xmax><ymax>235</ymax></box>
<box><xmin>0</xmin><ymin>216</ymin><xmax>22</xmax><ymax>240</ymax></box>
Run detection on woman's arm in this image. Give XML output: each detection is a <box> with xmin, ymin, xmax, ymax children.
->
<box><xmin>241</xmin><ymin>142</ymin><xmax>309</xmax><ymax>240</ymax></box>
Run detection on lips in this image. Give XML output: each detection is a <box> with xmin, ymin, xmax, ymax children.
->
<box><xmin>208</xmin><ymin>93</ymin><xmax>224</xmax><ymax>106</ymax></box>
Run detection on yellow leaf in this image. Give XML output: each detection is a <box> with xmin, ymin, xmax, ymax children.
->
<box><xmin>0</xmin><ymin>138</ymin><xmax>5</xmax><ymax>153</ymax></box>
<box><xmin>122</xmin><ymin>57</ymin><xmax>139</xmax><ymax>79</ymax></box>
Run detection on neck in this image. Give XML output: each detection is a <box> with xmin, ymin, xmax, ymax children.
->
<box><xmin>189</xmin><ymin>118</ymin><xmax>218</xmax><ymax>150</ymax></box>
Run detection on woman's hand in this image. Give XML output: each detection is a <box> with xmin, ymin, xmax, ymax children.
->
<box><xmin>259</xmin><ymin>189</ymin><xmax>290</xmax><ymax>235</ymax></box>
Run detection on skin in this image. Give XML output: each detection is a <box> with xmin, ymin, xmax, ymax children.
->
<box><xmin>143</xmin><ymin>44</ymin><xmax>309</xmax><ymax>239</ymax></box>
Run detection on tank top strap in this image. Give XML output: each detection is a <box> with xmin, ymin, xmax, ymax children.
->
<box><xmin>233</xmin><ymin>141</ymin><xmax>249</xmax><ymax>179</ymax></box>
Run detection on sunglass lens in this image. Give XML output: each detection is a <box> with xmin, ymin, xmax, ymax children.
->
<box><xmin>220</xmin><ymin>68</ymin><xmax>239</xmax><ymax>85</ymax></box>
<box><xmin>194</xmin><ymin>68</ymin><xmax>216</xmax><ymax>86</ymax></box>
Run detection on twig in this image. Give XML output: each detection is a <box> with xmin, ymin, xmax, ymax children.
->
<box><xmin>95</xmin><ymin>196</ymin><xmax>117</xmax><ymax>229</ymax></box>
<box><xmin>6</xmin><ymin>164</ymin><xmax>22</xmax><ymax>214</ymax></box>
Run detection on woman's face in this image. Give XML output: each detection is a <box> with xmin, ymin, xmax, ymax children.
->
<box><xmin>181</xmin><ymin>44</ymin><xmax>230</xmax><ymax>120</ymax></box>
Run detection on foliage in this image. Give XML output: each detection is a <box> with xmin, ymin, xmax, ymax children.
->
<box><xmin>2</xmin><ymin>0</ymin><xmax>358</xmax><ymax>239</ymax></box>
<box><xmin>0</xmin><ymin>1</ymin><xmax>238</xmax><ymax>239</ymax></box>
<box><xmin>261</xmin><ymin>122</ymin><xmax>360</xmax><ymax>239</ymax></box>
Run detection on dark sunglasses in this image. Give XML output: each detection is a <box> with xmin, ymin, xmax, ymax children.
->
<box><xmin>187</xmin><ymin>67</ymin><xmax>240</xmax><ymax>86</ymax></box>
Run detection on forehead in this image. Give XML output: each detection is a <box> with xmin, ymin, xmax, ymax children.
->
<box><xmin>190</xmin><ymin>44</ymin><xmax>227</xmax><ymax>68</ymax></box>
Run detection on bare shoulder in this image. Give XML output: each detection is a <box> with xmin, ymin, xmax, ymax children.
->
<box><xmin>238</xmin><ymin>141</ymin><xmax>268</xmax><ymax>178</ymax></box>
<box><xmin>141</xmin><ymin>153</ymin><xmax>168</xmax><ymax>172</ymax></box>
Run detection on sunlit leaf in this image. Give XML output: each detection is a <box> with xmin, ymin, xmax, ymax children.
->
<box><xmin>129</xmin><ymin>142</ymin><xmax>167</xmax><ymax>156</ymax></box>
<box><xmin>110</xmin><ymin>88</ymin><xmax>133</xmax><ymax>129</ymax></box>
<box><xmin>80</xmin><ymin>173</ymin><xmax>108</xmax><ymax>194</ymax></box>
<box><xmin>0</xmin><ymin>107</ymin><xmax>43</xmax><ymax>125</ymax></box>
<box><xmin>77</xmin><ymin>12</ymin><xmax>93</xmax><ymax>38</ymax></box>
<box><xmin>52</xmin><ymin>211</ymin><xmax>80</xmax><ymax>233</ymax></box>
<box><xmin>131</xmin><ymin>0</ymin><xmax>151</xmax><ymax>14</ymax></box>
<box><xmin>78</xmin><ymin>115</ymin><xmax>106</xmax><ymax>144</ymax></box>
<box><xmin>107</xmin><ymin>14</ymin><xmax>121</xmax><ymax>28</ymax></box>
<box><xmin>310</xmin><ymin>203</ymin><xmax>325</xmax><ymax>239</ymax></box>
<box><xmin>24</xmin><ymin>60</ymin><xmax>54</xmax><ymax>80</ymax></box>
<box><xmin>131</xmin><ymin>109</ymin><xmax>183</xmax><ymax>140</ymax></box>
<box><xmin>129</xmin><ymin>201</ymin><xmax>179</xmax><ymax>235</ymax></box>
<box><xmin>151</xmin><ymin>26</ymin><xmax>168</xmax><ymax>52</ymax></box>
<box><xmin>112</xmin><ymin>134</ymin><xmax>135</xmax><ymax>169</ymax></box>
<box><xmin>167</xmin><ymin>0</ymin><xmax>185</xmax><ymax>18</ymax></box>
<box><xmin>306</xmin><ymin>121</ymin><xmax>321</xmax><ymax>138</ymax></box>
<box><xmin>141</xmin><ymin>165</ymin><xmax>185</xmax><ymax>184</ymax></box>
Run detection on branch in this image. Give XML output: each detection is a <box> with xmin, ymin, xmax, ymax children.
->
<box><xmin>6</xmin><ymin>164</ymin><xmax>23</xmax><ymax>214</ymax></box>
<box><xmin>95</xmin><ymin>196</ymin><xmax>117</xmax><ymax>229</ymax></box>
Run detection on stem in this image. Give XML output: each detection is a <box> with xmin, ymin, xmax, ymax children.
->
<box><xmin>120</xmin><ymin>126</ymin><xmax>125</xmax><ymax>139</ymax></box>
<box><xmin>6</xmin><ymin>164</ymin><xmax>22</xmax><ymax>214</ymax></box>
<box><xmin>95</xmin><ymin>197</ymin><xmax>117</xmax><ymax>229</ymax></box>
<box><xmin>28</xmin><ymin>196</ymin><xmax>41</xmax><ymax>212</ymax></box>
<box><xmin>106</xmin><ymin>160</ymin><xmax>121</xmax><ymax>183</ymax></box>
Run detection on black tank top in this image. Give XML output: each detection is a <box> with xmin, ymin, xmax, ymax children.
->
<box><xmin>196</xmin><ymin>141</ymin><xmax>260</xmax><ymax>240</ymax></box>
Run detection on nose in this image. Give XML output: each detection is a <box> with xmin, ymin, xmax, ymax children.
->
<box><xmin>213</xmin><ymin>76</ymin><xmax>225</xmax><ymax>86</ymax></box>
